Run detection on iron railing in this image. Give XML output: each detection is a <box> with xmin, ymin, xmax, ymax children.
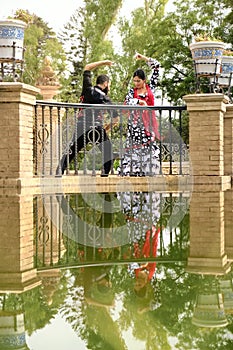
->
<box><xmin>34</xmin><ymin>101</ymin><xmax>188</xmax><ymax>176</ymax></box>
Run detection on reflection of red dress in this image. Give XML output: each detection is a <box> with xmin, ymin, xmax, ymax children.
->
<box><xmin>134</xmin><ymin>226</ymin><xmax>160</xmax><ymax>280</ymax></box>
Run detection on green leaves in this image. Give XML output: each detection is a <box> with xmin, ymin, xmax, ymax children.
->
<box><xmin>12</xmin><ymin>0</ymin><xmax>233</xmax><ymax>103</ymax></box>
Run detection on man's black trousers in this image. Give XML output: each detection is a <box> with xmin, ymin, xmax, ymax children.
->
<box><xmin>59</xmin><ymin>118</ymin><xmax>113</xmax><ymax>175</ymax></box>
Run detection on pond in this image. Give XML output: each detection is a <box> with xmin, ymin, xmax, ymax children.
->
<box><xmin>0</xmin><ymin>188</ymin><xmax>232</xmax><ymax>349</ymax></box>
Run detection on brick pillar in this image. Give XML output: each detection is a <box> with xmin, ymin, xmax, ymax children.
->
<box><xmin>187</xmin><ymin>190</ymin><xmax>231</xmax><ymax>274</ymax></box>
<box><xmin>183</xmin><ymin>93</ymin><xmax>229</xmax><ymax>183</ymax></box>
<box><xmin>0</xmin><ymin>83</ymin><xmax>39</xmax><ymax>186</ymax></box>
<box><xmin>224</xmin><ymin>188</ymin><xmax>233</xmax><ymax>261</ymax></box>
<box><xmin>224</xmin><ymin>104</ymin><xmax>233</xmax><ymax>175</ymax></box>
<box><xmin>0</xmin><ymin>192</ymin><xmax>41</xmax><ymax>292</ymax></box>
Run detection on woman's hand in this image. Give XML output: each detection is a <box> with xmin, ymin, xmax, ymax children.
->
<box><xmin>138</xmin><ymin>99</ymin><xmax>147</xmax><ymax>106</ymax></box>
<box><xmin>134</xmin><ymin>52</ymin><xmax>149</xmax><ymax>62</ymax></box>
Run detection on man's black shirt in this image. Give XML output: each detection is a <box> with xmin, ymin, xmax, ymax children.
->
<box><xmin>80</xmin><ymin>70</ymin><xmax>118</xmax><ymax>119</ymax></box>
<box><xmin>81</xmin><ymin>70</ymin><xmax>112</xmax><ymax>104</ymax></box>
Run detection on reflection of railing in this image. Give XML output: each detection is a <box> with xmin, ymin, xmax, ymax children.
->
<box><xmin>34</xmin><ymin>192</ymin><xmax>190</xmax><ymax>269</ymax></box>
<box><xmin>34</xmin><ymin>101</ymin><xmax>188</xmax><ymax>176</ymax></box>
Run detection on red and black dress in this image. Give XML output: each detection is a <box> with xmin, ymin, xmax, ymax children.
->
<box><xmin>118</xmin><ymin>58</ymin><xmax>160</xmax><ymax>176</ymax></box>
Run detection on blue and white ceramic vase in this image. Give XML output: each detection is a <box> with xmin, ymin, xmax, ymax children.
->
<box><xmin>218</xmin><ymin>55</ymin><xmax>233</xmax><ymax>87</ymax></box>
<box><xmin>0</xmin><ymin>19</ymin><xmax>26</xmax><ymax>61</ymax></box>
<box><xmin>190</xmin><ymin>40</ymin><xmax>226</xmax><ymax>76</ymax></box>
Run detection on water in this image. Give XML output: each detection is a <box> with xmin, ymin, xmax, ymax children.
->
<box><xmin>0</xmin><ymin>189</ymin><xmax>232</xmax><ymax>350</ymax></box>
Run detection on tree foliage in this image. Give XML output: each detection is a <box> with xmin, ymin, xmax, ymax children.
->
<box><xmin>11</xmin><ymin>9</ymin><xmax>67</xmax><ymax>86</ymax></box>
<box><xmin>56</xmin><ymin>0</ymin><xmax>233</xmax><ymax>103</ymax></box>
<box><xmin>57</xmin><ymin>0</ymin><xmax>123</xmax><ymax>101</ymax></box>
<box><xmin>10</xmin><ymin>0</ymin><xmax>233</xmax><ymax>103</ymax></box>
<box><xmin>115</xmin><ymin>0</ymin><xmax>233</xmax><ymax>103</ymax></box>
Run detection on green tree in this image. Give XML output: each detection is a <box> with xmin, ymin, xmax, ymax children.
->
<box><xmin>58</xmin><ymin>0</ymin><xmax>122</xmax><ymax>102</ymax></box>
<box><xmin>9</xmin><ymin>0</ymin><xmax>233</xmax><ymax>103</ymax></box>
<box><xmin>155</xmin><ymin>0</ymin><xmax>233</xmax><ymax>102</ymax></box>
<box><xmin>116</xmin><ymin>0</ymin><xmax>233</xmax><ymax>103</ymax></box>
<box><xmin>114</xmin><ymin>0</ymin><xmax>169</xmax><ymax>102</ymax></box>
<box><xmin>12</xmin><ymin>9</ymin><xmax>67</xmax><ymax>87</ymax></box>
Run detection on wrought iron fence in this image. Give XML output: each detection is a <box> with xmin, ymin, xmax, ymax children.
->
<box><xmin>34</xmin><ymin>101</ymin><xmax>188</xmax><ymax>176</ymax></box>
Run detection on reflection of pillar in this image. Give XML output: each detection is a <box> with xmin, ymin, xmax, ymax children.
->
<box><xmin>0</xmin><ymin>193</ymin><xmax>41</xmax><ymax>292</ymax></box>
<box><xmin>224</xmin><ymin>188</ymin><xmax>233</xmax><ymax>261</ymax></box>
<box><xmin>0</xmin><ymin>311</ymin><xmax>30</xmax><ymax>349</ymax></box>
<box><xmin>35</xmin><ymin>195</ymin><xmax>66</xmax><ymax>267</ymax></box>
<box><xmin>219</xmin><ymin>277</ymin><xmax>233</xmax><ymax>313</ymax></box>
<box><xmin>37</xmin><ymin>269</ymin><xmax>61</xmax><ymax>306</ymax></box>
<box><xmin>187</xmin><ymin>190</ymin><xmax>231</xmax><ymax>274</ymax></box>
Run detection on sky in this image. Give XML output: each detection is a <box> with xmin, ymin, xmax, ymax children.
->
<box><xmin>0</xmin><ymin>0</ymin><xmax>146</xmax><ymax>34</ymax></box>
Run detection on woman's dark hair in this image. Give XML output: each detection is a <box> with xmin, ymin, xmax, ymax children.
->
<box><xmin>133</xmin><ymin>68</ymin><xmax>146</xmax><ymax>80</ymax></box>
<box><xmin>96</xmin><ymin>74</ymin><xmax>109</xmax><ymax>85</ymax></box>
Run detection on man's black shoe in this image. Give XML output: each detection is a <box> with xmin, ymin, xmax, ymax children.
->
<box><xmin>56</xmin><ymin>165</ymin><xmax>65</xmax><ymax>176</ymax></box>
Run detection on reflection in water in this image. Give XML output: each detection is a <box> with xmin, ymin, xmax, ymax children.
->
<box><xmin>36</xmin><ymin>192</ymin><xmax>189</xmax><ymax>267</ymax></box>
<box><xmin>0</xmin><ymin>189</ymin><xmax>233</xmax><ymax>349</ymax></box>
<box><xmin>192</xmin><ymin>275</ymin><xmax>229</xmax><ymax>328</ymax></box>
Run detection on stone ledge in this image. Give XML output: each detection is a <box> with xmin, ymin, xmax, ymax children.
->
<box><xmin>20</xmin><ymin>175</ymin><xmax>194</xmax><ymax>195</ymax></box>
<box><xmin>0</xmin><ymin>174</ymin><xmax>232</xmax><ymax>194</ymax></box>
<box><xmin>183</xmin><ymin>93</ymin><xmax>229</xmax><ymax>112</ymax></box>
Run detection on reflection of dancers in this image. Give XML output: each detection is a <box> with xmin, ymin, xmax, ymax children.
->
<box><xmin>117</xmin><ymin>191</ymin><xmax>161</xmax><ymax>308</ymax></box>
<box><xmin>129</xmin><ymin>226</ymin><xmax>160</xmax><ymax>298</ymax></box>
<box><xmin>82</xmin><ymin>265</ymin><xmax>115</xmax><ymax>307</ymax></box>
<box><xmin>72</xmin><ymin>261</ymin><xmax>127</xmax><ymax>349</ymax></box>
<box><xmin>117</xmin><ymin>191</ymin><xmax>161</xmax><ymax>243</ymax></box>
<box><xmin>57</xmin><ymin>192</ymin><xmax>128</xmax><ymax>249</ymax></box>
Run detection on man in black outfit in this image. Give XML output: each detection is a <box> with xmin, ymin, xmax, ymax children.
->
<box><xmin>57</xmin><ymin>60</ymin><xmax>118</xmax><ymax>177</ymax></box>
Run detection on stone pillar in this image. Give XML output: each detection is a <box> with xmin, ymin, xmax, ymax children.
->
<box><xmin>224</xmin><ymin>104</ymin><xmax>233</xmax><ymax>176</ymax></box>
<box><xmin>37</xmin><ymin>269</ymin><xmax>61</xmax><ymax>305</ymax></box>
<box><xmin>0</xmin><ymin>82</ymin><xmax>39</xmax><ymax>187</ymax></box>
<box><xmin>0</xmin><ymin>191</ymin><xmax>41</xmax><ymax>292</ymax></box>
<box><xmin>187</xmin><ymin>189</ymin><xmax>231</xmax><ymax>274</ymax></box>
<box><xmin>183</xmin><ymin>94</ymin><xmax>230</xmax><ymax>185</ymax></box>
<box><xmin>37</xmin><ymin>85</ymin><xmax>60</xmax><ymax>101</ymax></box>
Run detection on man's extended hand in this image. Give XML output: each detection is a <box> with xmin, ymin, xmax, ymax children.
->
<box><xmin>84</xmin><ymin>60</ymin><xmax>114</xmax><ymax>71</ymax></box>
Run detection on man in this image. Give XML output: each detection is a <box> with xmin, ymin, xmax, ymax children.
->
<box><xmin>57</xmin><ymin>60</ymin><xmax>118</xmax><ymax>177</ymax></box>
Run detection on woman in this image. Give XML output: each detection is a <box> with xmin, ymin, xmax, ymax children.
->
<box><xmin>118</xmin><ymin>53</ymin><xmax>161</xmax><ymax>176</ymax></box>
